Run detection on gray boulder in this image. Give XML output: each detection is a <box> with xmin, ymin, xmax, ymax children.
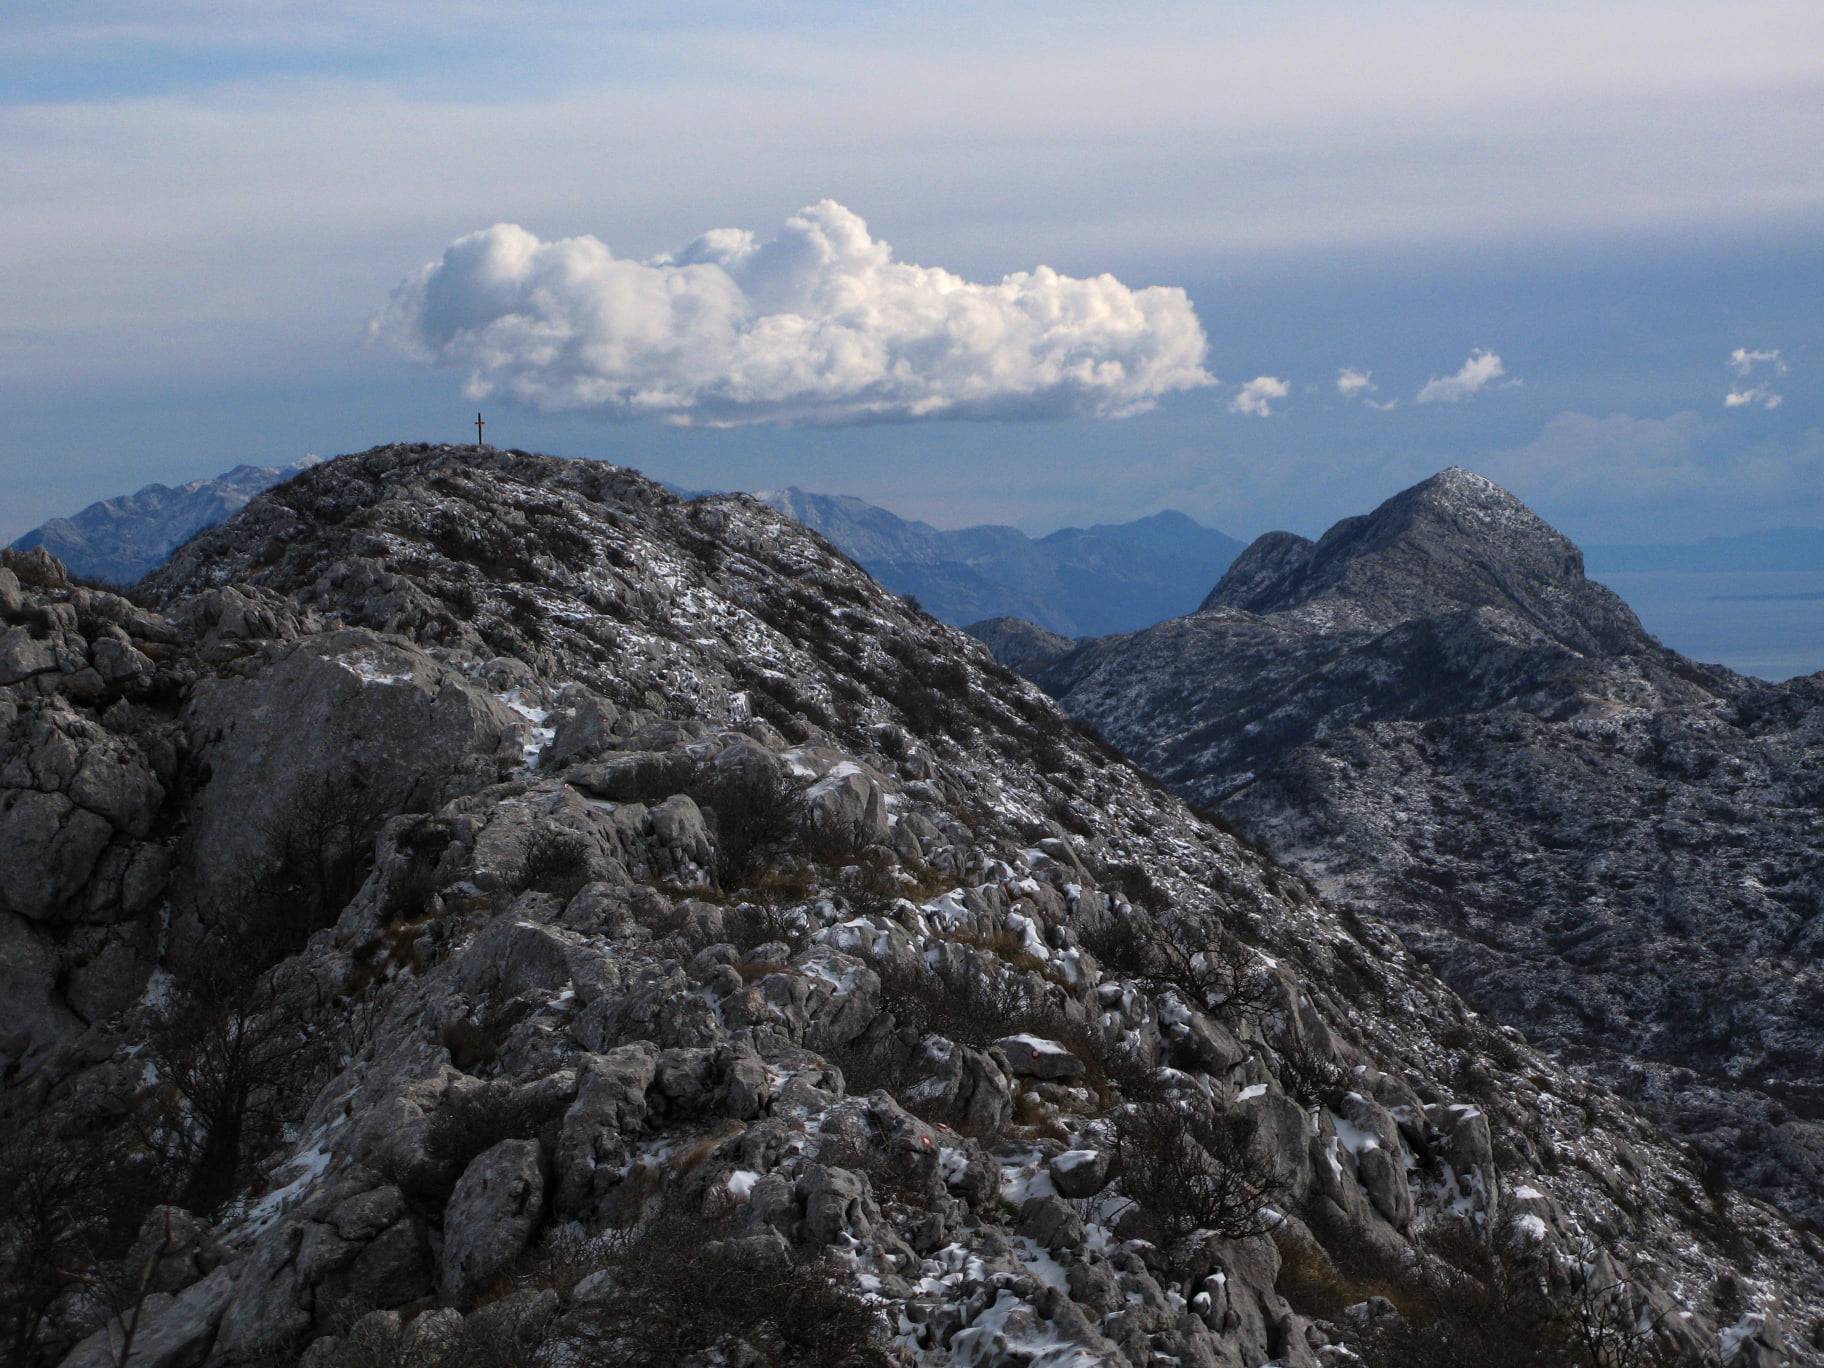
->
<box><xmin>802</xmin><ymin>765</ymin><xmax>891</xmax><ymax>850</ymax></box>
<box><xmin>182</xmin><ymin>629</ymin><xmax>517</xmax><ymax>891</ymax></box>
<box><xmin>57</xmin><ymin>1266</ymin><xmax>235</xmax><ymax>1368</ymax></box>
<box><xmin>1049</xmin><ymin>1148</ymin><xmax>1112</xmax><ymax>1199</ymax></box>
<box><xmin>795</xmin><ymin>1163</ymin><xmax>878</xmax><ymax>1246</ymax></box>
<box><xmin>441</xmin><ymin>1139</ymin><xmax>550</xmax><ymax>1305</ymax></box>
<box><xmin>994</xmin><ymin>1034</ymin><xmax>1086</xmax><ymax>1081</ymax></box>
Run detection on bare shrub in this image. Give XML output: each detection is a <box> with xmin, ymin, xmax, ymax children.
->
<box><xmin>1274</xmin><ymin>1034</ymin><xmax>1351</xmax><ymax>1111</ymax></box>
<box><xmin>1080</xmin><ymin>913</ymin><xmax>1277</xmax><ymax>1025</ymax></box>
<box><xmin>249</xmin><ymin>769</ymin><xmax>389</xmax><ymax>954</ymax></box>
<box><xmin>818</xmin><ymin>1024</ymin><xmax>925</xmax><ymax>1100</ymax></box>
<box><xmin>518</xmin><ymin>827</ymin><xmax>594</xmax><ymax>901</ymax></box>
<box><xmin>1099</xmin><ymin>861</ymin><xmax>1170</xmax><ymax>914</ymax></box>
<box><xmin>1112</xmin><ymin>1095</ymin><xmax>1283</xmax><ymax>1261</ymax></box>
<box><xmin>691</xmin><ymin>763</ymin><xmax>799</xmax><ymax>888</ymax></box>
<box><xmin>136</xmin><ymin>925</ymin><xmax>331</xmax><ymax>1216</ymax></box>
<box><xmin>569</xmin><ymin>1204</ymin><xmax>892</xmax><ymax>1366</ymax></box>
<box><xmin>438</xmin><ymin>1000</ymin><xmax>532</xmax><ymax>1075</ymax></box>
<box><xmin>1275</xmin><ymin>1197</ymin><xmax>1421</xmax><ymax>1324</ymax></box>
<box><xmin>873</xmin><ymin>956</ymin><xmax>1048</xmax><ymax>1051</ymax></box>
<box><xmin>815</xmin><ymin>1129</ymin><xmax>934</xmax><ymax>1212</ymax></box>
<box><xmin>0</xmin><ymin>1118</ymin><xmax>149</xmax><ymax>1368</ymax></box>
<box><xmin>1352</xmin><ymin>1217</ymin><xmax>1690</xmax><ymax>1368</ymax></box>
<box><xmin>722</xmin><ymin>897</ymin><xmax>813</xmax><ymax>955</ymax></box>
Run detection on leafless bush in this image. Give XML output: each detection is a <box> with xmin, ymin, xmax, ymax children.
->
<box><xmin>517</xmin><ymin>827</ymin><xmax>594</xmax><ymax>901</ymax></box>
<box><xmin>1097</xmin><ymin>860</ymin><xmax>1170</xmax><ymax>913</ymax></box>
<box><xmin>136</xmin><ymin>928</ymin><xmax>331</xmax><ymax>1215</ymax></box>
<box><xmin>691</xmin><ymin>762</ymin><xmax>801</xmax><ymax>888</ymax></box>
<box><xmin>721</xmin><ymin>897</ymin><xmax>814</xmax><ymax>955</ymax></box>
<box><xmin>815</xmin><ymin>1129</ymin><xmax>935</xmax><ymax>1212</ymax></box>
<box><xmin>1352</xmin><ymin>1217</ymin><xmax>1690</xmax><ymax>1368</ymax></box>
<box><xmin>438</xmin><ymin>994</ymin><xmax>535</xmax><ymax>1075</ymax></box>
<box><xmin>1275</xmin><ymin>1196</ymin><xmax>1421</xmax><ymax>1325</ymax></box>
<box><xmin>1080</xmin><ymin>912</ymin><xmax>1277</xmax><ymax>1024</ymax></box>
<box><xmin>568</xmin><ymin>1203</ymin><xmax>892</xmax><ymax>1366</ymax></box>
<box><xmin>249</xmin><ymin>769</ymin><xmax>389</xmax><ymax>954</ymax></box>
<box><xmin>0</xmin><ymin>1118</ymin><xmax>149</xmax><ymax>1368</ymax></box>
<box><xmin>420</xmin><ymin>1087</ymin><xmax>553</xmax><ymax>1189</ymax></box>
<box><xmin>1112</xmin><ymin>1095</ymin><xmax>1283</xmax><ymax>1261</ymax></box>
<box><xmin>873</xmin><ymin>956</ymin><xmax>1048</xmax><ymax>1051</ymax></box>
<box><xmin>819</xmin><ymin>1026</ymin><xmax>924</xmax><ymax>1100</ymax></box>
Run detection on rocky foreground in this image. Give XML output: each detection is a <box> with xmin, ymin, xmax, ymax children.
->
<box><xmin>1014</xmin><ymin>469</ymin><xmax>1824</xmax><ymax>1232</ymax></box>
<box><xmin>3</xmin><ymin>447</ymin><xmax>1820</xmax><ymax>1366</ymax></box>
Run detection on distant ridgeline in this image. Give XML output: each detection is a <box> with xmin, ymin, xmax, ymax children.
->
<box><xmin>18</xmin><ymin>461</ymin><xmax>1242</xmax><ymax>637</ymax></box>
<box><xmin>10</xmin><ymin>457</ymin><xmax>321</xmax><ymax>585</ymax></box>
<box><xmin>753</xmin><ymin>487</ymin><xmax>1244</xmax><ymax>637</ymax></box>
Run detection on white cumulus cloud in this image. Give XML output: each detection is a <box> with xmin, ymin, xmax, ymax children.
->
<box><xmin>1415</xmin><ymin>349</ymin><xmax>1507</xmax><ymax>404</ymax></box>
<box><xmin>1725</xmin><ymin>346</ymin><xmax>1786</xmax><ymax>410</ymax></box>
<box><xmin>371</xmin><ymin>200</ymin><xmax>1214</xmax><ymax>425</ymax></box>
<box><xmin>1230</xmin><ymin>375</ymin><xmax>1290</xmax><ymax>417</ymax></box>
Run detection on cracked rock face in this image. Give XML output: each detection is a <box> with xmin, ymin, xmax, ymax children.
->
<box><xmin>5</xmin><ymin>449</ymin><xmax>1822</xmax><ymax>1368</ymax></box>
<box><xmin>1017</xmin><ymin>467</ymin><xmax>1824</xmax><ymax>1230</ymax></box>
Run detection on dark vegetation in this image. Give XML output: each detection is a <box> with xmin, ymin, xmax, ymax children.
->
<box><xmin>689</xmin><ymin>760</ymin><xmax>801</xmax><ymax>888</ymax></box>
<box><xmin>1276</xmin><ymin>1210</ymin><xmax>1692</xmax><ymax>1368</ymax></box>
<box><xmin>309</xmin><ymin>1195</ymin><xmax>891</xmax><ymax>1368</ymax></box>
<box><xmin>1078</xmin><ymin>909</ymin><xmax>1278</xmax><ymax>1025</ymax></box>
<box><xmin>0</xmin><ymin>774</ymin><xmax>389</xmax><ymax>1364</ymax></box>
<box><xmin>0</xmin><ymin>1119</ymin><xmax>149</xmax><ymax>1367</ymax></box>
<box><xmin>564</xmin><ymin>1204</ymin><xmax>891</xmax><ymax>1367</ymax></box>
<box><xmin>516</xmin><ymin>827</ymin><xmax>595</xmax><ymax>902</ymax></box>
<box><xmin>1112</xmin><ymin>1093</ymin><xmax>1283</xmax><ymax>1258</ymax></box>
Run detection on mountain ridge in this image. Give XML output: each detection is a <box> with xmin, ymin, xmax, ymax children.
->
<box><xmin>5</xmin><ymin>444</ymin><xmax>1813</xmax><ymax>1366</ymax></box>
<box><xmin>754</xmin><ymin>485</ymin><xmax>1244</xmax><ymax>635</ymax></box>
<box><xmin>1007</xmin><ymin>467</ymin><xmax>1824</xmax><ymax>1232</ymax></box>
<box><xmin>9</xmin><ymin>456</ymin><xmax>321</xmax><ymax>585</ymax></box>
<box><xmin>1201</xmin><ymin>466</ymin><xmax>1649</xmax><ymax>657</ymax></box>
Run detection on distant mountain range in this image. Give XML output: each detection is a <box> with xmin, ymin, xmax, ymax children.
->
<box><xmin>1586</xmin><ymin>528</ymin><xmax>1824</xmax><ymax>573</ymax></box>
<box><xmin>21</xmin><ymin>455</ymin><xmax>1824</xmax><ymax>645</ymax></box>
<box><xmin>752</xmin><ymin>488</ymin><xmax>1243</xmax><ymax>636</ymax></box>
<box><xmin>15</xmin><ymin>466</ymin><xmax>1238</xmax><ymax>634</ymax></box>
<box><xmin>10</xmin><ymin>457</ymin><xmax>320</xmax><ymax>584</ymax></box>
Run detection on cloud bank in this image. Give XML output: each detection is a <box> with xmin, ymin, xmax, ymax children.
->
<box><xmin>1725</xmin><ymin>346</ymin><xmax>1786</xmax><ymax>410</ymax></box>
<box><xmin>372</xmin><ymin>200</ymin><xmax>1213</xmax><ymax>425</ymax></box>
<box><xmin>1416</xmin><ymin>349</ymin><xmax>1507</xmax><ymax>404</ymax></box>
<box><xmin>1230</xmin><ymin>375</ymin><xmax>1289</xmax><ymax>417</ymax></box>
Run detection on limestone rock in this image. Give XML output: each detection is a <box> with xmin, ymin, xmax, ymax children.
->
<box><xmin>441</xmin><ymin>1139</ymin><xmax>550</xmax><ymax>1305</ymax></box>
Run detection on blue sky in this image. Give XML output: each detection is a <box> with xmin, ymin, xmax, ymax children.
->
<box><xmin>3</xmin><ymin>1</ymin><xmax>1820</xmax><ymax>548</ymax></box>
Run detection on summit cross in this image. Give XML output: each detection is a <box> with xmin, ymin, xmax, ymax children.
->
<box><xmin>474</xmin><ymin>412</ymin><xmax>486</xmax><ymax>447</ymax></box>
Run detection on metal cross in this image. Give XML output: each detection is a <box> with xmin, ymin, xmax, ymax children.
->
<box><xmin>474</xmin><ymin>412</ymin><xmax>486</xmax><ymax>447</ymax></box>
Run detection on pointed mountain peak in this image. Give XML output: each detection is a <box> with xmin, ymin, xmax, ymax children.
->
<box><xmin>1202</xmin><ymin>468</ymin><xmax>1651</xmax><ymax>656</ymax></box>
<box><xmin>1395</xmin><ymin>465</ymin><xmax>1537</xmax><ymax>523</ymax></box>
<box><xmin>1416</xmin><ymin>464</ymin><xmax>1510</xmax><ymax>497</ymax></box>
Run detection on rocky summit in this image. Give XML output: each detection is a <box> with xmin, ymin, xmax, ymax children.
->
<box><xmin>1018</xmin><ymin>468</ymin><xmax>1824</xmax><ymax>1234</ymax></box>
<box><xmin>2</xmin><ymin>445</ymin><xmax>1820</xmax><ymax>1368</ymax></box>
